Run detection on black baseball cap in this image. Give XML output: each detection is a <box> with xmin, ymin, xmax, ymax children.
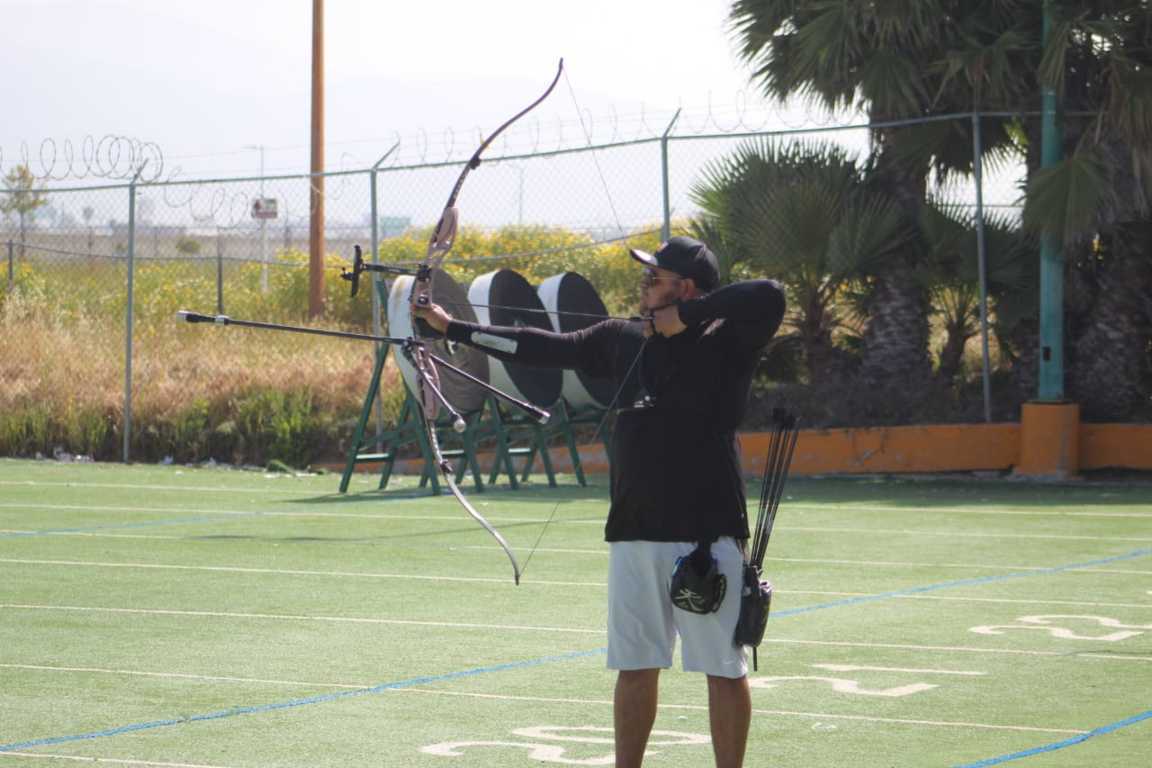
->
<box><xmin>630</xmin><ymin>236</ymin><xmax>720</xmax><ymax>291</ymax></box>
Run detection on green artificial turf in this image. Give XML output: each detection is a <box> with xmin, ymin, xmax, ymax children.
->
<box><xmin>1</xmin><ymin>458</ymin><xmax>1149</xmax><ymax>767</ymax></box>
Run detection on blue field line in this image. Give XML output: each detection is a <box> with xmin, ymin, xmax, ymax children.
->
<box><xmin>952</xmin><ymin>708</ymin><xmax>1152</xmax><ymax>767</ymax></box>
<box><xmin>0</xmin><ymin>647</ymin><xmax>608</xmax><ymax>753</ymax></box>
<box><xmin>0</xmin><ymin>513</ymin><xmax>267</xmax><ymax>539</ymax></box>
<box><xmin>772</xmin><ymin>546</ymin><xmax>1152</xmax><ymax>618</ymax></box>
<box><xmin>3</xmin><ymin>546</ymin><xmax>1149</xmax><ymax>753</ymax></box>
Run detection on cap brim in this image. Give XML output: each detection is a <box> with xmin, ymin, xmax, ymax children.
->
<box><xmin>629</xmin><ymin>248</ymin><xmax>658</xmax><ymax>267</ymax></box>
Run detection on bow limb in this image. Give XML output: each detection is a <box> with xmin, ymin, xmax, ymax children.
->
<box><xmin>442</xmin><ymin>464</ymin><xmax>522</xmax><ymax>586</ymax></box>
<box><xmin>403</xmin><ymin>60</ymin><xmax>565</xmax><ymax>584</ymax></box>
<box><xmin>411</xmin><ymin>59</ymin><xmax>565</xmax><ymax>319</ymax></box>
<box><xmin>421</xmin><ymin>401</ymin><xmax>522</xmax><ymax>585</ymax></box>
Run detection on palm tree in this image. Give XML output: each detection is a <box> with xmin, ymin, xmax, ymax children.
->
<box><xmin>1021</xmin><ymin>2</ymin><xmax>1152</xmax><ymax>419</ymax></box>
<box><xmin>728</xmin><ymin>1</ymin><xmax>1036</xmax><ymax>391</ymax></box>
<box><xmin>692</xmin><ymin>139</ymin><xmax>914</xmax><ymax>389</ymax></box>
<box><xmin>919</xmin><ymin>202</ymin><xmax>1031</xmax><ymax>388</ymax></box>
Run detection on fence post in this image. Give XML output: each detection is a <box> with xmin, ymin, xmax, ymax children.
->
<box><xmin>216</xmin><ymin>231</ymin><xmax>225</xmax><ymax>314</ymax></box>
<box><xmin>6</xmin><ymin>240</ymin><xmax>13</xmax><ymax>292</ymax></box>
<box><xmin>660</xmin><ymin>109</ymin><xmax>681</xmax><ymax>242</ymax></box>
<box><xmin>369</xmin><ymin>142</ymin><xmax>400</xmax><ymax>448</ymax></box>
<box><xmin>972</xmin><ymin>112</ymin><xmax>993</xmax><ymax>423</ymax></box>
<box><xmin>123</xmin><ymin>164</ymin><xmax>146</xmax><ymax>463</ymax></box>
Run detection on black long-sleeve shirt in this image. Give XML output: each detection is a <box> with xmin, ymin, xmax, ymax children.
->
<box><xmin>446</xmin><ymin>279</ymin><xmax>786</xmax><ymax>542</ymax></box>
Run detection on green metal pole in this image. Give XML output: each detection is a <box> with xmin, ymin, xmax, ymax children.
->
<box><xmin>123</xmin><ymin>163</ymin><xmax>147</xmax><ymax>463</ymax></box>
<box><xmin>1038</xmin><ymin>0</ymin><xmax>1065</xmax><ymax>400</ymax></box>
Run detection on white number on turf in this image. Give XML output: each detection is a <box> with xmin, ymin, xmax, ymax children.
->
<box><xmin>420</xmin><ymin>726</ymin><xmax>709</xmax><ymax>764</ymax></box>
<box><xmin>749</xmin><ymin>675</ymin><xmax>937</xmax><ymax>697</ymax></box>
<box><xmin>970</xmin><ymin>614</ymin><xmax>1147</xmax><ymax>642</ymax></box>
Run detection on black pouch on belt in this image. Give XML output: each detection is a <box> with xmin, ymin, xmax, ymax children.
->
<box><xmin>669</xmin><ymin>540</ymin><xmax>727</xmax><ymax>614</ymax></box>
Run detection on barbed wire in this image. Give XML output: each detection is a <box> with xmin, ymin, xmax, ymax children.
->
<box><xmin>0</xmin><ymin>136</ymin><xmax>165</xmax><ymax>183</ymax></box>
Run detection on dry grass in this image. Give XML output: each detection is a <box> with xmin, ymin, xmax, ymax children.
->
<box><xmin>0</xmin><ymin>291</ymin><xmax>405</xmax><ymax>464</ymax></box>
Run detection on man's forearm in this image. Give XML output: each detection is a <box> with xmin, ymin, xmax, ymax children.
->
<box><xmin>445</xmin><ymin>320</ymin><xmax>588</xmax><ymax>369</ymax></box>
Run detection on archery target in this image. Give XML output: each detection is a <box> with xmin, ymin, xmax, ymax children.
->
<box><xmin>386</xmin><ymin>269</ymin><xmax>490</xmax><ymax>414</ymax></box>
<box><xmin>468</xmin><ymin>269</ymin><xmax>563</xmax><ymax>408</ymax></box>
<box><xmin>537</xmin><ymin>272</ymin><xmax>615</xmax><ymax>409</ymax></box>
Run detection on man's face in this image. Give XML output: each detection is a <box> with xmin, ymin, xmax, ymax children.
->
<box><xmin>639</xmin><ymin>266</ymin><xmax>685</xmax><ymax>310</ymax></box>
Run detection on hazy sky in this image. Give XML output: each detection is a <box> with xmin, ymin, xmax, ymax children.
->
<box><xmin>3</xmin><ymin>0</ymin><xmax>772</xmax><ymax>179</ymax></box>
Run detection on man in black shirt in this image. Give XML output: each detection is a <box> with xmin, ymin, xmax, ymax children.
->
<box><xmin>415</xmin><ymin>237</ymin><xmax>785</xmax><ymax>768</ymax></box>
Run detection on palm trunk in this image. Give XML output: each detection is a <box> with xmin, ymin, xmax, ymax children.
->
<box><xmin>860</xmin><ymin>267</ymin><xmax>932</xmax><ymax>388</ymax></box>
<box><xmin>1069</xmin><ymin>223</ymin><xmax>1152</xmax><ymax>420</ymax></box>
<box><xmin>859</xmin><ymin>131</ymin><xmax>932</xmax><ymax>390</ymax></box>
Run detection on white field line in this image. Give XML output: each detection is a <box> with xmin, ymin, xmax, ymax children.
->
<box><xmin>3</xmin><ymin>557</ymin><xmax>1151</xmax><ymax>597</ymax></box>
<box><xmin>5</xmin><ymin>604</ymin><xmax>1152</xmax><ymax>664</ymax></box>
<box><xmin>761</xmin><ymin>637</ymin><xmax>1152</xmax><ymax>661</ymax></box>
<box><xmin>0</xmin><ymin>604</ymin><xmax>606</xmax><ymax>635</ymax></box>
<box><xmin>0</xmin><ymin>754</ymin><xmax>236</xmax><ymax>768</ymax></box>
<box><xmin>0</xmin><ymin>480</ymin><xmax>317</xmax><ymax>495</ymax></box>
<box><xmin>786</xmin><ymin>503</ymin><xmax>1152</xmax><ymax>519</ymax></box>
<box><xmin>0</xmin><ymin>662</ymin><xmax>1084</xmax><ymax>737</ymax></box>
<box><xmin>0</xmin><ymin>503</ymin><xmax>555</xmax><ymax>524</ymax></box>
<box><xmin>809</xmin><ymin>664</ymin><xmax>986</xmax><ymax>676</ymax></box>
<box><xmin>5</xmin><ymin>503</ymin><xmax>1152</xmax><ymax>542</ymax></box>
<box><xmin>5</xmin><ymin>484</ymin><xmax>1150</xmax><ymax>517</ymax></box>
<box><xmin>0</xmin><ymin>663</ymin><xmax>368</xmax><ymax>690</ymax></box>
<box><xmin>462</xmin><ymin>545</ymin><xmax>1152</xmax><ymax>575</ymax></box>
<box><xmin>0</xmin><ymin>558</ymin><xmax>608</xmax><ymax>587</ymax></box>
<box><xmin>397</xmin><ymin>688</ymin><xmax>1086</xmax><ymax>735</ymax></box>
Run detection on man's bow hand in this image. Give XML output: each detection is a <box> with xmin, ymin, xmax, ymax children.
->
<box><xmin>412</xmin><ymin>303</ymin><xmax>454</xmax><ymax>335</ymax></box>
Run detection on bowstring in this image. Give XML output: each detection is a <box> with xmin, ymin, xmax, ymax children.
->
<box><xmin>519</xmin><ymin>66</ymin><xmax>635</xmax><ymax>580</ymax></box>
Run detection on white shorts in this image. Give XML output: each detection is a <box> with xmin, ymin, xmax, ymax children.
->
<box><xmin>606</xmin><ymin>537</ymin><xmax>747</xmax><ymax>678</ymax></box>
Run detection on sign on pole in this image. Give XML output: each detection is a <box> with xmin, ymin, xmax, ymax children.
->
<box><xmin>252</xmin><ymin>198</ymin><xmax>279</xmax><ymax>220</ymax></box>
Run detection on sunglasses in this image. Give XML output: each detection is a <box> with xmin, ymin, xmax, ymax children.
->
<box><xmin>641</xmin><ymin>269</ymin><xmax>683</xmax><ymax>288</ymax></box>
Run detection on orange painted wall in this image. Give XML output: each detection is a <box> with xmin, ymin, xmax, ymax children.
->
<box><xmin>342</xmin><ymin>422</ymin><xmax>1152</xmax><ymax>479</ymax></box>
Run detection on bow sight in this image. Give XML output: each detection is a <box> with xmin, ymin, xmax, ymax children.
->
<box><xmin>340</xmin><ymin>245</ymin><xmax>426</xmax><ymax>298</ymax></box>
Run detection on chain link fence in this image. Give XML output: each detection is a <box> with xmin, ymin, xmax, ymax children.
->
<box><xmin>1</xmin><ymin>112</ymin><xmax>1029</xmax><ymax>463</ymax></box>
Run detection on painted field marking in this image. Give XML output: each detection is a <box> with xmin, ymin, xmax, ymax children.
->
<box><xmin>6</xmin><ymin>606</ymin><xmax>1152</xmax><ymax>664</ymax></box>
<box><xmin>4</xmin><ymin>547</ymin><xmax>1148</xmax><ymax>752</ymax></box>
<box><xmin>810</xmin><ymin>664</ymin><xmax>986</xmax><ymax>676</ymax></box>
<box><xmin>4</xmin><ymin>551</ymin><xmax>1147</xmax><ymax>611</ymax></box>
<box><xmin>0</xmin><ymin>502</ymin><xmax>556</xmax><ymax>525</ymax></box>
<box><xmin>0</xmin><ymin>605</ymin><xmax>606</xmax><ymax>636</ymax></box>
<box><xmin>769</xmin><ymin>547</ymin><xmax>1152</xmax><ymax>620</ymax></box>
<box><xmin>971</xmin><ymin>614</ymin><xmax>1148</xmax><ymax>642</ymax></box>
<box><xmin>0</xmin><ymin>558</ymin><xmax>608</xmax><ymax>587</ymax></box>
<box><xmin>0</xmin><ymin>662</ymin><xmax>1094</xmax><ymax>736</ymax></box>
<box><xmin>0</xmin><ymin>648</ymin><xmax>608</xmax><ymax>755</ymax></box>
<box><xmin>0</xmin><ymin>753</ymin><xmax>236</xmax><ymax>768</ymax></box>
<box><xmin>422</xmin><ymin>725</ymin><xmax>709</xmax><ymax>763</ymax></box>
<box><xmin>748</xmin><ymin>676</ymin><xmax>937</xmax><ymax>697</ymax></box>
<box><xmin>461</xmin><ymin>545</ymin><xmax>1152</xmax><ymax>576</ymax></box>
<box><xmin>785</xmin><ymin>503</ymin><xmax>1152</xmax><ymax>519</ymax></box>
<box><xmin>953</xmin><ymin>708</ymin><xmax>1152</xmax><ymax>767</ymax></box>
<box><xmin>0</xmin><ymin>479</ymin><xmax>316</xmax><ymax>495</ymax></box>
<box><xmin>5</xmin><ymin>502</ymin><xmax>1152</xmax><ymax>542</ymax></box>
<box><xmin>401</xmin><ymin>688</ymin><xmax>1083</xmax><ymax>735</ymax></box>
<box><xmin>779</xmin><ymin>525</ymin><xmax>1152</xmax><ymax>543</ymax></box>
<box><xmin>0</xmin><ymin>515</ymin><xmax>262</xmax><ymax>540</ymax></box>
<box><xmin>0</xmin><ymin>663</ymin><xmax>367</xmax><ymax>689</ymax></box>
<box><xmin>762</xmin><ymin>637</ymin><xmax>1152</xmax><ymax>660</ymax></box>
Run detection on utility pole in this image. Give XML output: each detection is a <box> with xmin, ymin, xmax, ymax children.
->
<box><xmin>308</xmin><ymin>0</ymin><xmax>325</xmax><ymax>317</ymax></box>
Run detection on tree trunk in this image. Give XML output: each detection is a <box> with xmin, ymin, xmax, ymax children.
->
<box><xmin>1069</xmin><ymin>223</ymin><xmax>1152</xmax><ymax>420</ymax></box>
<box><xmin>860</xmin><ymin>267</ymin><xmax>932</xmax><ymax>388</ymax></box>
<box><xmin>936</xmin><ymin>320</ymin><xmax>974</xmax><ymax>387</ymax></box>
<box><xmin>859</xmin><ymin>130</ymin><xmax>932</xmax><ymax>392</ymax></box>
